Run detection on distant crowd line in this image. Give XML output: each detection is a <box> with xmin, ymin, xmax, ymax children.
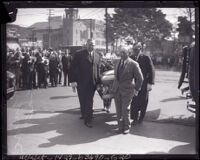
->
<box><xmin>7</xmin><ymin>48</ymin><xmax>72</xmax><ymax>90</ymax></box>
<box><xmin>6</xmin><ymin>47</ymin><xmax>183</xmax><ymax>91</ymax></box>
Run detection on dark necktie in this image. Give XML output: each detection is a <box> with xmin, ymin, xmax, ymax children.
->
<box><xmin>117</xmin><ymin>59</ymin><xmax>124</xmax><ymax>80</ymax></box>
<box><xmin>88</xmin><ymin>52</ymin><xmax>93</xmax><ymax>63</ymax></box>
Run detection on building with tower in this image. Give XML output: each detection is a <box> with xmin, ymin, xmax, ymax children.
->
<box><xmin>7</xmin><ymin>8</ymin><xmax>107</xmax><ymax>52</ymax></box>
<box><xmin>39</xmin><ymin>8</ymin><xmax>106</xmax><ymax>51</ymax></box>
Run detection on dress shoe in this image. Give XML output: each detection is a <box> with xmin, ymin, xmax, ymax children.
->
<box><xmin>123</xmin><ymin>129</ymin><xmax>130</xmax><ymax>134</ymax></box>
<box><xmin>138</xmin><ymin>118</ymin><xmax>144</xmax><ymax>124</ymax></box>
<box><xmin>131</xmin><ymin>120</ymin><xmax>137</xmax><ymax>126</ymax></box>
<box><xmin>114</xmin><ymin>128</ymin><xmax>123</xmax><ymax>134</ymax></box>
<box><xmin>85</xmin><ymin>122</ymin><xmax>93</xmax><ymax>128</ymax></box>
<box><xmin>181</xmin><ymin>89</ymin><xmax>184</xmax><ymax>95</ymax></box>
<box><xmin>106</xmin><ymin>108</ymin><xmax>110</xmax><ymax>113</ymax></box>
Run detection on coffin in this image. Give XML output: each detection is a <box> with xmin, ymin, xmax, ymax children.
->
<box><xmin>101</xmin><ymin>69</ymin><xmax>115</xmax><ymax>85</ymax></box>
<box><xmin>98</xmin><ymin>69</ymin><xmax>115</xmax><ymax>100</ymax></box>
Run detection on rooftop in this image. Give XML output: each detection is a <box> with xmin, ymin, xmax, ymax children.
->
<box><xmin>29</xmin><ymin>16</ymin><xmax>63</xmax><ymax>30</ymax></box>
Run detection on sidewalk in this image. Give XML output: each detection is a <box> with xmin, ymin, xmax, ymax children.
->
<box><xmin>144</xmin><ymin>71</ymin><xmax>195</xmax><ymax>126</ymax></box>
<box><xmin>6</xmin><ymin>70</ymin><xmax>196</xmax><ymax>155</ymax></box>
<box><xmin>100</xmin><ymin>70</ymin><xmax>196</xmax><ymax>126</ymax></box>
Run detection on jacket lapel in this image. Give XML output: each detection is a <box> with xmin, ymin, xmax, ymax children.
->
<box><xmin>116</xmin><ymin>59</ymin><xmax>122</xmax><ymax>80</ymax></box>
<box><xmin>120</xmin><ymin>58</ymin><xmax>130</xmax><ymax>77</ymax></box>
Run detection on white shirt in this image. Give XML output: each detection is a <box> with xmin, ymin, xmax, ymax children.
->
<box><xmin>121</xmin><ymin>57</ymin><xmax>128</xmax><ymax>67</ymax></box>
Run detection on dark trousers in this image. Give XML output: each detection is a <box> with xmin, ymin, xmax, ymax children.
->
<box><xmin>19</xmin><ymin>73</ymin><xmax>23</xmax><ymax>89</ymax></box>
<box><xmin>131</xmin><ymin>85</ymin><xmax>149</xmax><ymax>122</ymax></box>
<box><xmin>58</xmin><ymin>70</ymin><xmax>62</xmax><ymax>84</ymax></box>
<box><xmin>50</xmin><ymin>71</ymin><xmax>58</xmax><ymax>87</ymax></box>
<box><xmin>28</xmin><ymin>71</ymin><xmax>36</xmax><ymax>89</ymax></box>
<box><xmin>42</xmin><ymin>73</ymin><xmax>48</xmax><ymax>87</ymax></box>
<box><xmin>37</xmin><ymin>71</ymin><xmax>43</xmax><ymax>88</ymax></box>
<box><xmin>77</xmin><ymin>85</ymin><xmax>96</xmax><ymax>123</ymax></box>
<box><xmin>22</xmin><ymin>71</ymin><xmax>29</xmax><ymax>89</ymax></box>
<box><xmin>63</xmin><ymin>70</ymin><xmax>69</xmax><ymax>86</ymax></box>
<box><xmin>32</xmin><ymin>71</ymin><xmax>36</xmax><ymax>88</ymax></box>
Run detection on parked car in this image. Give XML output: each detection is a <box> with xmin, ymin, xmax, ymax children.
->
<box><xmin>7</xmin><ymin>71</ymin><xmax>16</xmax><ymax>99</ymax></box>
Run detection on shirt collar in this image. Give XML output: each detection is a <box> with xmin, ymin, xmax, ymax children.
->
<box><xmin>88</xmin><ymin>50</ymin><xmax>94</xmax><ymax>56</ymax></box>
<box><xmin>136</xmin><ymin>51</ymin><xmax>143</xmax><ymax>60</ymax></box>
<box><xmin>121</xmin><ymin>57</ymin><xmax>128</xmax><ymax>65</ymax></box>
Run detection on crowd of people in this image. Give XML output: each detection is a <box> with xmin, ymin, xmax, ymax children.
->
<box><xmin>6</xmin><ymin>39</ymin><xmax>156</xmax><ymax>134</ymax></box>
<box><xmin>8</xmin><ymin>38</ymin><xmax>191</xmax><ymax>135</ymax></box>
<box><xmin>7</xmin><ymin>48</ymin><xmax>72</xmax><ymax>90</ymax></box>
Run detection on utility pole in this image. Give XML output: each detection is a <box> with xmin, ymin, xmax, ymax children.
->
<box><xmin>32</xmin><ymin>28</ymin><xmax>35</xmax><ymax>50</ymax></box>
<box><xmin>90</xmin><ymin>19</ymin><xmax>93</xmax><ymax>39</ymax></box>
<box><xmin>105</xmin><ymin>8</ymin><xmax>108</xmax><ymax>53</ymax></box>
<box><xmin>48</xmin><ymin>9</ymin><xmax>54</xmax><ymax>49</ymax></box>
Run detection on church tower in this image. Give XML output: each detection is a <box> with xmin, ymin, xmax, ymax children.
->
<box><xmin>63</xmin><ymin>8</ymin><xmax>78</xmax><ymax>46</ymax></box>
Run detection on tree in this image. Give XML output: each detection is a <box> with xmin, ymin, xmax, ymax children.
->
<box><xmin>180</xmin><ymin>8</ymin><xmax>195</xmax><ymax>24</ymax></box>
<box><xmin>107</xmin><ymin>8</ymin><xmax>172</xmax><ymax>44</ymax></box>
<box><xmin>106</xmin><ymin>14</ymin><xmax>116</xmax><ymax>44</ymax></box>
<box><xmin>176</xmin><ymin>16</ymin><xmax>194</xmax><ymax>43</ymax></box>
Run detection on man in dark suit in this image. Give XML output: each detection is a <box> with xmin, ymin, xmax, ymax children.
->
<box><xmin>61</xmin><ymin>50</ymin><xmax>70</xmax><ymax>86</ymax></box>
<box><xmin>130</xmin><ymin>42</ymin><xmax>155</xmax><ymax>124</ymax></box>
<box><xmin>69</xmin><ymin>39</ymin><xmax>101</xmax><ymax>128</ymax></box>
<box><xmin>49</xmin><ymin>51</ymin><xmax>59</xmax><ymax>87</ymax></box>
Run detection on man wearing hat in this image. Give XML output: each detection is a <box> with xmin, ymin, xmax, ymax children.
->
<box><xmin>69</xmin><ymin>39</ymin><xmax>101</xmax><ymax>128</ymax></box>
<box><xmin>130</xmin><ymin>42</ymin><xmax>155</xmax><ymax>125</ymax></box>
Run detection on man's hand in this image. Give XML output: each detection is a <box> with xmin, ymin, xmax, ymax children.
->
<box><xmin>147</xmin><ymin>84</ymin><xmax>152</xmax><ymax>91</ymax></box>
<box><xmin>133</xmin><ymin>89</ymin><xmax>139</xmax><ymax>97</ymax></box>
<box><xmin>70</xmin><ymin>82</ymin><xmax>77</xmax><ymax>93</ymax></box>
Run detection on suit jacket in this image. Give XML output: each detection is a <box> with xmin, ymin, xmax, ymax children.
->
<box><xmin>137</xmin><ymin>54</ymin><xmax>155</xmax><ymax>85</ymax></box>
<box><xmin>61</xmin><ymin>55</ymin><xmax>70</xmax><ymax>71</ymax></box>
<box><xmin>113</xmin><ymin>57</ymin><xmax>143</xmax><ymax>96</ymax></box>
<box><xmin>69</xmin><ymin>49</ymin><xmax>100</xmax><ymax>88</ymax></box>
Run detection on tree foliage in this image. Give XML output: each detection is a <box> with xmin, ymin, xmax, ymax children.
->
<box><xmin>107</xmin><ymin>8</ymin><xmax>173</xmax><ymax>43</ymax></box>
<box><xmin>176</xmin><ymin>16</ymin><xmax>194</xmax><ymax>38</ymax></box>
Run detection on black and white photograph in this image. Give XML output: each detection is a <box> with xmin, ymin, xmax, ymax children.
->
<box><xmin>1</xmin><ymin>1</ymin><xmax>199</xmax><ymax>158</ymax></box>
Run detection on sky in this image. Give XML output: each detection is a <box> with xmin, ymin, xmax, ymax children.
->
<box><xmin>12</xmin><ymin>8</ymin><xmax>112</xmax><ymax>27</ymax></box>
<box><xmin>12</xmin><ymin>8</ymin><xmax>192</xmax><ymax>29</ymax></box>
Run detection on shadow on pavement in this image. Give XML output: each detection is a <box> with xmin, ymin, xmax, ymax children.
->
<box><xmin>160</xmin><ymin>96</ymin><xmax>186</xmax><ymax>102</ymax></box>
<box><xmin>146</xmin><ymin>143</ymin><xmax>196</xmax><ymax>154</ymax></box>
<box><xmin>144</xmin><ymin>109</ymin><xmax>161</xmax><ymax>120</ymax></box>
<box><xmin>24</xmin><ymin>111</ymin><xmax>54</xmax><ymax>115</ymax></box>
<box><xmin>130</xmin><ymin>120</ymin><xmax>195</xmax><ymax>145</ymax></box>
<box><xmin>144</xmin><ymin>109</ymin><xmax>195</xmax><ymax>126</ymax></box>
<box><xmin>8</xmin><ymin>108</ymin><xmax>118</xmax><ymax>147</ymax></box>
<box><xmin>50</xmin><ymin>95</ymin><xmax>77</xmax><ymax>100</ymax></box>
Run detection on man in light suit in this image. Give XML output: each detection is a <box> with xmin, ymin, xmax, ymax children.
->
<box><xmin>69</xmin><ymin>39</ymin><xmax>101</xmax><ymax>128</ymax></box>
<box><xmin>113</xmin><ymin>44</ymin><xmax>143</xmax><ymax>134</ymax></box>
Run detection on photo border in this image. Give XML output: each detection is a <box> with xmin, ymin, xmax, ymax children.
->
<box><xmin>1</xmin><ymin>1</ymin><xmax>199</xmax><ymax>160</ymax></box>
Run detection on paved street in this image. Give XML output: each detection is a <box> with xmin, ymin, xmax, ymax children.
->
<box><xmin>6</xmin><ymin>70</ymin><xmax>196</xmax><ymax>155</ymax></box>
